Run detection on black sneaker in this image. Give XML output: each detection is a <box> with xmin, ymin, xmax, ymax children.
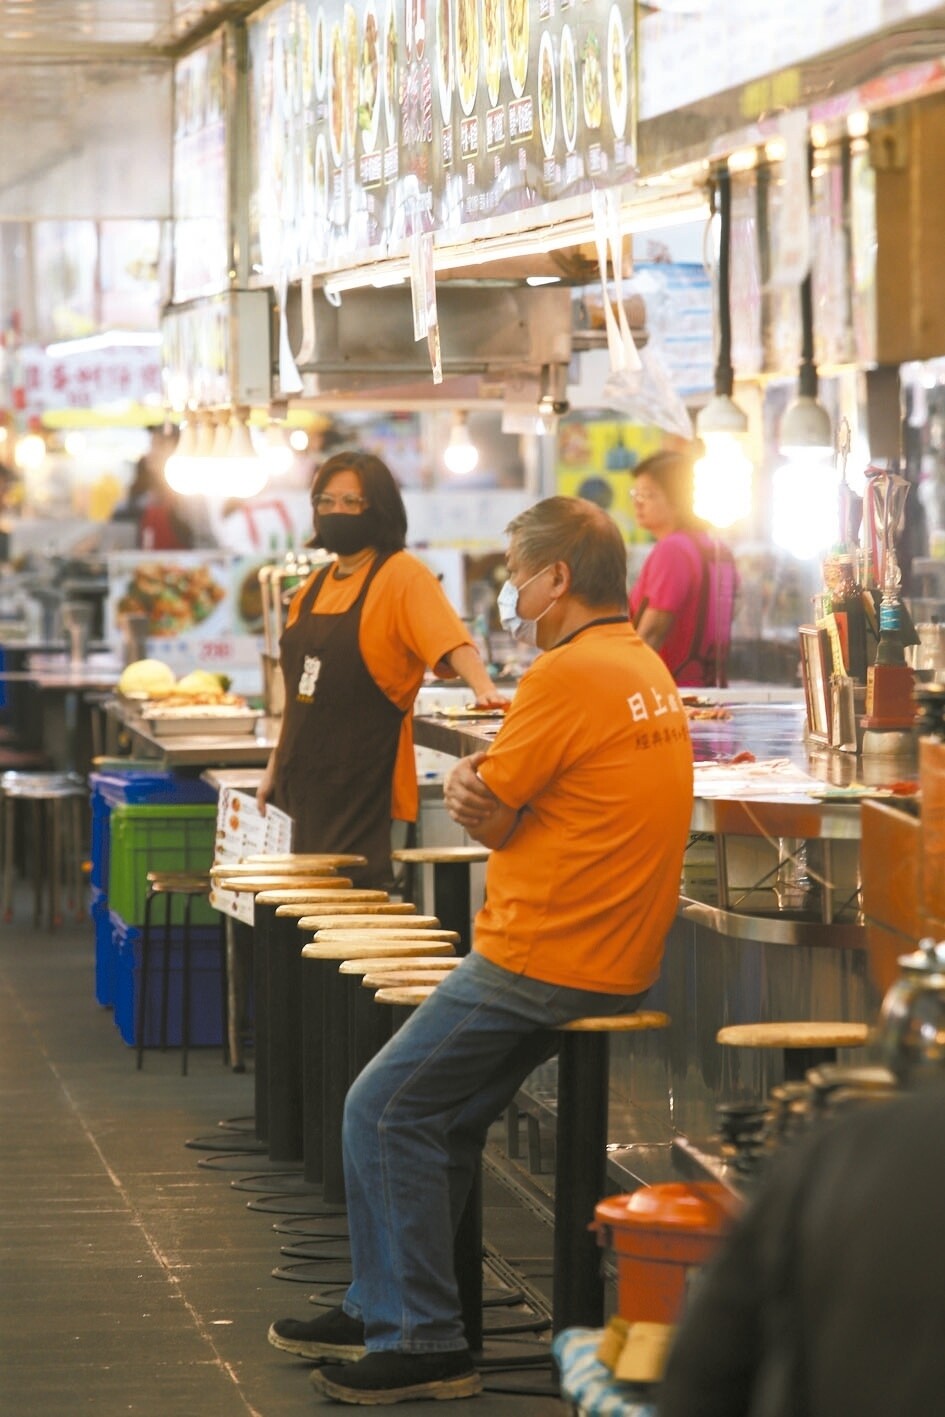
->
<box><xmin>310</xmin><ymin>1349</ymin><xmax>481</xmax><ymax>1404</ymax></box>
<box><xmin>267</xmin><ymin>1305</ymin><xmax>366</xmax><ymax>1361</ymax></box>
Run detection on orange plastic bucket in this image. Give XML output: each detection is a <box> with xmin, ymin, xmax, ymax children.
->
<box><xmin>594</xmin><ymin>1182</ymin><xmax>735</xmax><ymax>1325</ymax></box>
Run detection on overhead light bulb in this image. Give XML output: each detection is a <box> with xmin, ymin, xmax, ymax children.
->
<box><xmin>289</xmin><ymin>427</ymin><xmax>310</xmax><ymax>452</ymax></box>
<box><xmin>263</xmin><ymin>423</ymin><xmax>295</xmax><ymax>477</ymax></box>
<box><xmin>166</xmin><ymin>413</ymin><xmax>268</xmax><ymax>498</ymax></box>
<box><xmin>778</xmin><ymin>394</ymin><xmax>834</xmax><ymax>456</ymax></box>
<box><xmin>210</xmin><ymin>414</ymin><xmax>232</xmax><ymax>460</ymax></box>
<box><xmin>14</xmin><ymin>429</ymin><xmax>46</xmax><ymax>472</ymax></box>
<box><xmin>443</xmin><ymin>413</ymin><xmax>479</xmax><ymax>477</ymax></box>
<box><xmin>193</xmin><ymin>415</ymin><xmax>216</xmax><ymax>459</ymax></box>
<box><xmin>225</xmin><ymin>415</ymin><xmax>269</xmax><ymax>498</ymax></box>
<box><xmin>164</xmin><ymin>419</ymin><xmax>198</xmax><ymax>492</ymax></box>
<box><xmin>693</xmin><ymin>431</ymin><xmax>753</xmax><ymax>529</ymax></box>
<box><xmin>772</xmin><ymin>451</ymin><xmax>840</xmax><ymax>559</ymax></box>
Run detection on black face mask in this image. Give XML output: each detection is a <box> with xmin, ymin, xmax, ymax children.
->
<box><xmin>317</xmin><ymin>512</ymin><xmax>376</xmax><ymax>556</ymax></box>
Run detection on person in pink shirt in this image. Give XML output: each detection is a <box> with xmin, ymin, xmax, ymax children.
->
<box><xmin>628</xmin><ymin>448</ymin><xmax>738</xmax><ymax>688</ymax></box>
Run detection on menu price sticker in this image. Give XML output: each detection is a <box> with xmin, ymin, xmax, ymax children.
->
<box><xmin>209</xmin><ymin>787</ymin><xmax>294</xmax><ymax>924</ymax></box>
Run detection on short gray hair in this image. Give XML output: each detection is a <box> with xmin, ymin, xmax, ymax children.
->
<box><xmin>505</xmin><ymin>496</ymin><xmax>628</xmax><ymax>607</ymax></box>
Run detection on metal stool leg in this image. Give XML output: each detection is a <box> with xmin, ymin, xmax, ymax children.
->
<box><xmin>250</xmin><ymin>918</ymin><xmax>269</xmax><ymax>1141</ymax></box>
<box><xmin>3</xmin><ymin>794</ymin><xmax>15</xmax><ymax>922</ymax></box>
<box><xmin>302</xmin><ymin>956</ymin><xmax>326</xmax><ymax>1185</ymax></box>
<box><xmin>321</xmin><ymin>962</ymin><xmax>349</xmax><ymax>1204</ymax></box>
<box><xmin>552</xmin><ymin>1031</ymin><xmax>609</xmax><ymax>1331</ymax></box>
<box><xmin>50</xmin><ymin>797</ymin><xmax>62</xmax><ymax>928</ymax></box>
<box><xmin>32</xmin><ymin>799</ymin><xmax>42</xmax><ymax>927</ymax></box>
<box><xmin>68</xmin><ymin>793</ymin><xmax>83</xmax><ymax>918</ymax></box>
<box><xmin>218</xmin><ymin>915</ymin><xmax>230</xmax><ymax>1067</ymax></box>
<box><xmin>265</xmin><ymin>905</ymin><xmax>305</xmax><ymax>1163</ymax></box>
<box><xmin>433</xmin><ymin>861</ymin><xmax>472</xmax><ymax>955</ymax></box>
<box><xmin>159</xmin><ymin>887</ymin><xmax>173</xmax><ymax>1052</ymax></box>
<box><xmin>181</xmin><ymin>891</ymin><xmax>193</xmax><ymax>1077</ymax></box>
<box><xmin>784</xmin><ymin>1045</ymin><xmax>837</xmax><ymax>1082</ymax></box>
<box><xmin>137</xmin><ymin>889</ymin><xmax>156</xmax><ymax>1071</ymax></box>
<box><xmin>453</xmin><ymin>1160</ymin><xmax>483</xmax><ymax>1353</ymax></box>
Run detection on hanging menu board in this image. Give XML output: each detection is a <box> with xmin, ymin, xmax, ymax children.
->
<box><xmin>246</xmin><ymin>0</ymin><xmax>637</xmax><ymax>281</ymax></box>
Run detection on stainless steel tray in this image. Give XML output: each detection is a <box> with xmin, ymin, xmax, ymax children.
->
<box><xmin>142</xmin><ymin>708</ymin><xmax>261</xmax><ymax>738</ymax></box>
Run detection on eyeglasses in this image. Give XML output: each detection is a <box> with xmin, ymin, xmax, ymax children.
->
<box><xmin>313</xmin><ymin>493</ymin><xmax>368</xmax><ymax>514</ymax></box>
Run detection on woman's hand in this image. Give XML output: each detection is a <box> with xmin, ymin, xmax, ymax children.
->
<box><xmin>471</xmin><ymin>689</ymin><xmax>509</xmax><ymax>711</ymax></box>
<box><xmin>256</xmin><ymin>756</ymin><xmax>276</xmax><ymax>817</ymax></box>
<box><xmin>445</xmin><ymin>644</ymin><xmax>509</xmax><ymax>712</ymax></box>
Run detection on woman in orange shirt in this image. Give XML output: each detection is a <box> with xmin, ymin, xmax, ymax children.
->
<box><xmin>256</xmin><ymin>450</ymin><xmax>502</xmax><ymax>887</ymax></box>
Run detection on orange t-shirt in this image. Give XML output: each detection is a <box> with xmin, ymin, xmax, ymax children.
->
<box><xmin>284</xmin><ymin>551</ymin><xmax>473</xmax><ymax>822</ymax></box>
<box><xmin>475</xmin><ymin>621</ymin><xmax>693</xmax><ymax>994</ymax></box>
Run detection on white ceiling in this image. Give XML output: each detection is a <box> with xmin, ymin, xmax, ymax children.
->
<box><xmin>0</xmin><ymin>1</ymin><xmax>235</xmax><ymax>56</ymax></box>
<box><xmin>0</xmin><ymin>1</ymin><xmax>258</xmax><ymax>219</ymax></box>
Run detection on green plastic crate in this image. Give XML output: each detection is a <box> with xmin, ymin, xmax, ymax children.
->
<box><xmin>107</xmin><ymin>804</ymin><xmax>219</xmax><ymax>927</ymax></box>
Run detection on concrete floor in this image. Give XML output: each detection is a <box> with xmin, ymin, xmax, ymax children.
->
<box><xmin>0</xmin><ymin>901</ymin><xmax>565</xmax><ymax>1417</ymax></box>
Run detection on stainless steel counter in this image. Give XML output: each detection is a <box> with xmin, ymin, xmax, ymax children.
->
<box><xmin>414</xmin><ymin>698</ymin><xmax>883</xmax><ymax>1173</ymax></box>
<box><xmin>105</xmin><ymin>699</ymin><xmax>278</xmax><ymax>769</ymax></box>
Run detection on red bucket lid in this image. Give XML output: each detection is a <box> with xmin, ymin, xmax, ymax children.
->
<box><xmin>595</xmin><ymin>1182</ymin><xmax>733</xmax><ymax>1236</ymax></box>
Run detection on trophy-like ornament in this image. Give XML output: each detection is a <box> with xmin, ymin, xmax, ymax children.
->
<box><xmin>866</xmin><ymin>468</ymin><xmax>911</xmax><ymax>665</ymax></box>
<box><xmin>862</xmin><ymin>467</ymin><xmax>915</xmax><ymax>739</ymax></box>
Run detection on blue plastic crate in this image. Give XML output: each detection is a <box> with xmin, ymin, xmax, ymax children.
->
<box><xmin>88</xmin><ymin>769</ymin><xmax>217</xmax><ymax>894</ymax></box>
<box><xmin>89</xmin><ymin>769</ymin><xmax>217</xmax><ymax>809</ymax></box>
<box><xmin>91</xmin><ymin>885</ymin><xmax>114</xmax><ymax>1008</ymax></box>
<box><xmin>111</xmin><ymin>910</ymin><xmax>225</xmax><ymax>1049</ymax></box>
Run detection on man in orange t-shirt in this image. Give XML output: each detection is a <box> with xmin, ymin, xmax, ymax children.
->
<box><xmin>277</xmin><ymin>497</ymin><xmax>693</xmax><ymax>1406</ymax></box>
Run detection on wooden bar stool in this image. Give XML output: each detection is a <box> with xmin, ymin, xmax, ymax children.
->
<box><xmin>299</xmin><ymin>939</ymin><xmax>457</xmax><ymax>1200</ymax></box>
<box><xmin>310</xmin><ymin>927</ymin><xmax>461</xmax><ymax>946</ymax></box>
<box><xmin>136</xmin><ymin>871</ymin><xmax>222</xmax><ymax>1076</ymax></box>
<box><xmin>716</xmin><ymin>1020</ymin><xmax>871</xmax><ymax>1083</ymax></box>
<box><xmin>300</xmin><ymin>914</ymin><xmax>441</xmax><ymax>931</ymax></box>
<box><xmin>551</xmin><ymin>1011</ymin><xmax>671</xmax><ymax>1333</ymax></box>
<box><xmin>273</xmin><ymin>902</ymin><xmax>418</xmax><ymax>920</ymax></box>
<box><xmin>1</xmin><ymin>770</ymin><xmax>86</xmax><ymax>927</ymax></box>
<box><xmin>391</xmin><ymin>846</ymin><xmax>490</xmax><ymax>954</ymax></box>
<box><xmin>230</xmin><ymin>853</ymin><xmax>366</xmax><ymax>873</ymax></box>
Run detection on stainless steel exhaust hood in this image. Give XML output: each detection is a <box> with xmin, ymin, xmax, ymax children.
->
<box><xmin>282</xmin><ymin>282</ymin><xmax>574</xmax><ymax>402</ymax></box>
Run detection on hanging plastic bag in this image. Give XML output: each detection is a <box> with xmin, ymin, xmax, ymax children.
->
<box><xmin>591</xmin><ymin>188</ymin><xmax>693</xmax><ymax>439</ymax></box>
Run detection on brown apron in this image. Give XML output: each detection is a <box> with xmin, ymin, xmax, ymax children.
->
<box><xmin>274</xmin><ymin>553</ymin><xmax>405</xmax><ymax>888</ymax></box>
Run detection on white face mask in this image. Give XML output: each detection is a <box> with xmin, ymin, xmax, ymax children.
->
<box><xmin>497</xmin><ymin>565</ymin><xmax>554</xmax><ymax>647</ymax></box>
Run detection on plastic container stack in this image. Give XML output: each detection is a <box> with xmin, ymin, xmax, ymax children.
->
<box><xmin>88</xmin><ymin>768</ymin><xmax>222</xmax><ymax>1046</ymax></box>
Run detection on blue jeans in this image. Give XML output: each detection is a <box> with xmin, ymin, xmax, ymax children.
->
<box><xmin>340</xmin><ymin>951</ymin><xmax>645</xmax><ymax>1353</ymax></box>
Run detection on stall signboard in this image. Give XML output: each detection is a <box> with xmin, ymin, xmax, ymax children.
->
<box><xmin>640</xmin><ymin>1</ymin><xmax>886</xmax><ymax>122</ymax></box>
<box><xmin>105</xmin><ymin>551</ymin><xmax>266</xmax><ymax>694</ymax></box>
<box><xmin>20</xmin><ymin>343</ymin><xmax>162</xmax><ymax>419</ymax></box>
<box><xmin>640</xmin><ymin>0</ymin><xmax>945</xmax><ymax>127</ymax></box>
<box><xmin>172</xmin><ymin>34</ymin><xmax>230</xmax><ymax>303</ymax></box>
<box><xmin>246</xmin><ymin>0</ymin><xmax>637</xmax><ymax>280</ymax></box>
